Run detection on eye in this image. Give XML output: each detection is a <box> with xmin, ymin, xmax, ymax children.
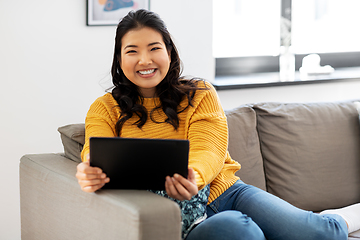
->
<box><xmin>151</xmin><ymin>47</ymin><xmax>161</xmax><ymax>51</ymax></box>
<box><xmin>126</xmin><ymin>50</ymin><xmax>137</xmax><ymax>54</ymax></box>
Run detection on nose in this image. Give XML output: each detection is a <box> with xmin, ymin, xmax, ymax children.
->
<box><xmin>138</xmin><ymin>52</ymin><xmax>152</xmax><ymax>66</ymax></box>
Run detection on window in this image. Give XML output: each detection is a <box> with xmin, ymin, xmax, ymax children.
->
<box><xmin>213</xmin><ymin>0</ymin><xmax>280</xmax><ymax>58</ymax></box>
<box><xmin>214</xmin><ymin>0</ymin><xmax>360</xmax><ymax>76</ymax></box>
<box><xmin>292</xmin><ymin>0</ymin><xmax>360</xmax><ymax>54</ymax></box>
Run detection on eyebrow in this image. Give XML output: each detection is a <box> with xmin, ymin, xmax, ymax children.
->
<box><xmin>123</xmin><ymin>42</ymin><xmax>163</xmax><ymax>50</ymax></box>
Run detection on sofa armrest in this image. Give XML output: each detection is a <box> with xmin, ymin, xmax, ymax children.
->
<box><xmin>20</xmin><ymin>154</ymin><xmax>182</xmax><ymax>240</ymax></box>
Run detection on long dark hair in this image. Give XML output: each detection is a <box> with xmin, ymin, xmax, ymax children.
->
<box><xmin>111</xmin><ymin>9</ymin><xmax>206</xmax><ymax>136</ymax></box>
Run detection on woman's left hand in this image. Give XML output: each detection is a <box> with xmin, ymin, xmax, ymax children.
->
<box><xmin>165</xmin><ymin>168</ymin><xmax>198</xmax><ymax>201</ymax></box>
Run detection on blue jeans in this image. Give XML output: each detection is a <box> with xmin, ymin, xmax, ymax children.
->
<box><xmin>186</xmin><ymin>180</ymin><xmax>348</xmax><ymax>240</ymax></box>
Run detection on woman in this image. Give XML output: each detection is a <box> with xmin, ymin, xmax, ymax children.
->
<box><xmin>76</xmin><ymin>9</ymin><xmax>360</xmax><ymax>240</ymax></box>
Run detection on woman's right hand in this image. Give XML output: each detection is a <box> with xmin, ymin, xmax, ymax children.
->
<box><xmin>76</xmin><ymin>154</ymin><xmax>110</xmax><ymax>192</ymax></box>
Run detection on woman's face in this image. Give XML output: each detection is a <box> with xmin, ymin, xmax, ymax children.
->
<box><xmin>120</xmin><ymin>27</ymin><xmax>171</xmax><ymax>98</ymax></box>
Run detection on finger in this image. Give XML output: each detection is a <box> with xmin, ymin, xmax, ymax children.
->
<box><xmin>77</xmin><ymin>162</ymin><xmax>103</xmax><ymax>174</ymax></box>
<box><xmin>165</xmin><ymin>176</ymin><xmax>171</xmax><ymax>195</ymax></box>
<box><xmin>165</xmin><ymin>176</ymin><xmax>175</xmax><ymax>195</ymax></box>
<box><xmin>85</xmin><ymin>166</ymin><xmax>103</xmax><ymax>174</ymax></box>
<box><xmin>78</xmin><ymin>178</ymin><xmax>109</xmax><ymax>192</ymax></box>
<box><xmin>172</xmin><ymin>176</ymin><xmax>193</xmax><ymax>200</ymax></box>
<box><xmin>79</xmin><ymin>177</ymin><xmax>109</xmax><ymax>187</ymax></box>
<box><xmin>78</xmin><ymin>170</ymin><xmax>109</xmax><ymax>182</ymax></box>
<box><xmin>76</xmin><ymin>172</ymin><xmax>107</xmax><ymax>181</ymax></box>
<box><xmin>165</xmin><ymin>176</ymin><xmax>185</xmax><ymax>201</ymax></box>
<box><xmin>82</xmin><ymin>183</ymin><xmax>105</xmax><ymax>193</ymax></box>
<box><xmin>173</xmin><ymin>173</ymin><xmax>198</xmax><ymax>196</ymax></box>
<box><xmin>77</xmin><ymin>161</ymin><xmax>90</xmax><ymax>172</ymax></box>
<box><xmin>167</xmin><ymin>176</ymin><xmax>189</xmax><ymax>201</ymax></box>
<box><xmin>188</xmin><ymin>168</ymin><xmax>197</xmax><ymax>185</ymax></box>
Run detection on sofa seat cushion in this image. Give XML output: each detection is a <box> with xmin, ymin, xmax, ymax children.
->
<box><xmin>253</xmin><ymin>101</ymin><xmax>360</xmax><ymax>212</ymax></box>
<box><xmin>226</xmin><ymin>106</ymin><xmax>266</xmax><ymax>190</ymax></box>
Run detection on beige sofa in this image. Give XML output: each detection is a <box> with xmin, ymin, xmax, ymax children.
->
<box><xmin>20</xmin><ymin>101</ymin><xmax>360</xmax><ymax>239</ymax></box>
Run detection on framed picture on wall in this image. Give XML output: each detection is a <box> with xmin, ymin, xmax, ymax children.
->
<box><xmin>87</xmin><ymin>0</ymin><xmax>150</xmax><ymax>26</ymax></box>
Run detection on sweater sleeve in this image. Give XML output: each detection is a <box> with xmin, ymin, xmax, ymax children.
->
<box><xmin>186</xmin><ymin>82</ymin><xmax>229</xmax><ymax>190</ymax></box>
<box><xmin>81</xmin><ymin>94</ymin><xmax>119</xmax><ymax>162</ymax></box>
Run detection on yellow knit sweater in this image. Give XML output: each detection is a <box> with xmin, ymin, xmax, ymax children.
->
<box><xmin>81</xmin><ymin>81</ymin><xmax>240</xmax><ymax>204</ymax></box>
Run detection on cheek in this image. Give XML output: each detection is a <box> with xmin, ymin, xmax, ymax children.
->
<box><xmin>120</xmin><ymin>57</ymin><xmax>133</xmax><ymax>75</ymax></box>
<box><xmin>159</xmin><ymin>55</ymin><xmax>171</xmax><ymax>71</ymax></box>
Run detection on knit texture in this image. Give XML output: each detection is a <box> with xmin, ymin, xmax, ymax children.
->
<box><xmin>81</xmin><ymin>81</ymin><xmax>240</xmax><ymax>204</ymax></box>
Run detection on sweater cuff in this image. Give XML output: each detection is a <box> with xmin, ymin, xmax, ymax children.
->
<box><xmin>194</xmin><ymin>171</ymin><xmax>205</xmax><ymax>190</ymax></box>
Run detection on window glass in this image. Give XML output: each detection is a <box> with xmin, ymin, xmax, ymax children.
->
<box><xmin>292</xmin><ymin>0</ymin><xmax>360</xmax><ymax>54</ymax></box>
<box><xmin>213</xmin><ymin>0</ymin><xmax>281</xmax><ymax>58</ymax></box>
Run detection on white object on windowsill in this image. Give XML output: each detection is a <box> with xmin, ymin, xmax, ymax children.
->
<box><xmin>299</xmin><ymin>54</ymin><xmax>334</xmax><ymax>76</ymax></box>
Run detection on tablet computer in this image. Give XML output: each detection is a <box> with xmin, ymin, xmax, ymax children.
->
<box><xmin>89</xmin><ymin>137</ymin><xmax>189</xmax><ymax>191</ymax></box>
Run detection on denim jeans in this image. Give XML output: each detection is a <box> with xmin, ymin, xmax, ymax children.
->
<box><xmin>185</xmin><ymin>180</ymin><xmax>348</xmax><ymax>240</ymax></box>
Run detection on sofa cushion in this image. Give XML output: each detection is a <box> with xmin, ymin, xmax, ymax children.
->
<box><xmin>58</xmin><ymin>124</ymin><xmax>85</xmax><ymax>163</ymax></box>
<box><xmin>226</xmin><ymin>106</ymin><xmax>266</xmax><ymax>190</ymax></box>
<box><xmin>253</xmin><ymin>101</ymin><xmax>360</xmax><ymax>212</ymax></box>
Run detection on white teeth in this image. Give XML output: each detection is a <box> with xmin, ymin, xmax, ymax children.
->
<box><xmin>138</xmin><ymin>69</ymin><xmax>155</xmax><ymax>75</ymax></box>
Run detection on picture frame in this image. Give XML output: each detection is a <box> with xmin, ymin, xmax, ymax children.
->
<box><xmin>87</xmin><ymin>0</ymin><xmax>150</xmax><ymax>26</ymax></box>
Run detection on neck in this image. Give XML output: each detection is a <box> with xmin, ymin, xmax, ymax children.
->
<box><xmin>139</xmin><ymin>88</ymin><xmax>156</xmax><ymax>98</ymax></box>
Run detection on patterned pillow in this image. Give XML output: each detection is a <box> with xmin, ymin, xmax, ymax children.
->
<box><xmin>150</xmin><ymin>185</ymin><xmax>210</xmax><ymax>239</ymax></box>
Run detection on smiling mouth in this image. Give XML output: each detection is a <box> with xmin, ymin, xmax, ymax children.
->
<box><xmin>138</xmin><ymin>69</ymin><xmax>156</xmax><ymax>75</ymax></box>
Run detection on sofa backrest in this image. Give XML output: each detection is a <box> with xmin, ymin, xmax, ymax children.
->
<box><xmin>252</xmin><ymin>101</ymin><xmax>360</xmax><ymax>212</ymax></box>
<box><xmin>58</xmin><ymin>100</ymin><xmax>360</xmax><ymax>212</ymax></box>
<box><xmin>225</xmin><ymin>106</ymin><xmax>266</xmax><ymax>191</ymax></box>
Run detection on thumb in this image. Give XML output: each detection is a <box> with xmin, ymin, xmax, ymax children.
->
<box><xmin>188</xmin><ymin>168</ymin><xmax>197</xmax><ymax>185</ymax></box>
<box><xmin>85</xmin><ymin>154</ymin><xmax>90</xmax><ymax>164</ymax></box>
<box><xmin>80</xmin><ymin>154</ymin><xmax>90</xmax><ymax>167</ymax></box>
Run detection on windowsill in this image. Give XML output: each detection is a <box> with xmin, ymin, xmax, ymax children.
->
<box><xmin>213</xmin><ymin>67</ymin><xmax>360</xmax><ymax>90</ymax></box>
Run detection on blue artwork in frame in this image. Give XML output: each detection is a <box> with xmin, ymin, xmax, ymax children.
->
<box><xmin>87</xmin><ymin>0</ymin><xmax>150</xmax><ymax>26</ymax></box>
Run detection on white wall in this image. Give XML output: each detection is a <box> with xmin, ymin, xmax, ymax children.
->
<box><xmin>1</xmin><ymin>1</ymin><xmax>359</xmax><ymax>239</ymax></box>
<box><xmin>0</xmin><ymin>0</ymin><xmax>213</xmax><ymax>239</ymax></box>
